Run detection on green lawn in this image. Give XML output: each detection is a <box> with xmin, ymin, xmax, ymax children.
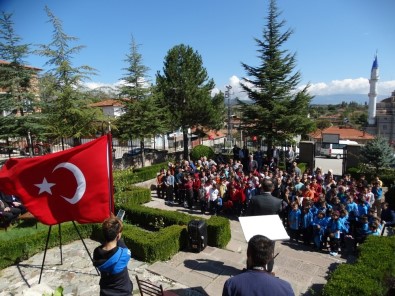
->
<box><xmin>0</xmin><ymin>220</ymin><xmax>48</xmax><ymax>241</ymax></box>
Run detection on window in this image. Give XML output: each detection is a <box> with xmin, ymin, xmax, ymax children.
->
<box><xmin>332</xmin><ymin>144</ymin><xmax>346</xmax><ymax>149</ymax></box>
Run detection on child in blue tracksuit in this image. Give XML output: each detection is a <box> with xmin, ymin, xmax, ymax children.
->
<box><xmin>288</xmin><ymin>201</ymin><xmax>301</xmax><ymax>241</ymax></box>
<box><xmin>301</xmin><ymin>206</ymin><xmax>314</xmax><ymax>245</ymax></box>
<box><xmin>345</xmin><ymin>196</ymin><xmax>359</xmax><ymax>236</ymax></box>
<box><xmin>312</xmin><ymin>210</ymin><xmax>327</xmax><ymax>249</ymax></box>
<box><xmin>93</xmin><ymin>216</ymin><xmax>132</xmax><ymax>296</ymax></box>
<box><xmin>325</xmin><ymin>211</ymin><xmax>342</xmax><ymax>256</ymax></box>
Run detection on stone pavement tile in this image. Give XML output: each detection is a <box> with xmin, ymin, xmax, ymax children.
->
<box><xmin>275</xmin><ymin>254</ymin><xmax>324</xmax><ymax>277</ymax></box>
<box><xmin>204</xmin><ymin>274</ymin><xmax>230</xmax><ymax>296</ymax></box>
<box><xmin>289</xmin><ymin>282</ymin><xmax>305</xmax><ymax>296</ymax></box>
<box><xmin>275</xmin><ymin>266</ymin><xmax>314</xmax><ymax>286</ymax></box>
<box><xmin>209</xmin><ymin>249</ymin><xmax>245</xmax><ymax>269</ymax></box>
<box><xmin>191</xmin><ymin>261</ymin><xmax>228</xmax><ymax>279</ymax></box>
<box><xmin>199</xmin><ymin>246</ymin><xmax>218</xmax><ymax>256</ymax></box>
<box><xmin>297</xmin><ymin>262</ymin><xmax>321</xmax><ymax>275</ymax></box>
<box><xmin>225</xmin><ymin>239</ymin><xmax>244</xmax><ymax>253</ymax></box>
<box><xmin>148</xmin><ymin>261</ymin><xmax>186</xmax><ymax>282</ymax></box>
<box><xmin>176</xmin><ymin>258</ymin><xmax>201</xmax><ymax>275</ymax></box>
<box><xmin>166</xmin><ymin>251</ymin><xmax>192</xmax><ymax>267</ymax></box>
<box><xmin>177</xmin><ymin>270</ymin><xmax>213</xmax><ymax>289</ymax></box>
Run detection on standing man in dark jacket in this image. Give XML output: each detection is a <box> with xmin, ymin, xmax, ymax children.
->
<box><xmin>245</xmin><ymin>179</ymin><xmax>282</xmax><ymax>272</ymax></box>
<box><xmin>246</xmin><ymin>179</ymin><xmax>282</xmax><ymax>216</ymax></box>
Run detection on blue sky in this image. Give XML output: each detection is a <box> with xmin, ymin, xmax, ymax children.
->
<box><xmin>1</xmin><ymin>0</ymin><xmax>395</xmax><ymax>100</ymax></box>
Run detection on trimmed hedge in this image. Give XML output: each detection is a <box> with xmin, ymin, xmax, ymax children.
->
<box><xmin>322</xmin><ymin>236</ymin><xmax>395</xmax><ymax>296</ymax></box>
<box><xmin>206</xmin><ymin>215</ymin><xmax>231</xmax><ymax>248</ymax></box>
<box><xmin>120</xmin><ymin>203</ymin><xmax>231</xmax><ymax>249</ymax></box>
<box><xmin>91</xmin><ymin>222</ymin><xmax>188</xmax><ymax>263</ymax></box>
<box><xmin>114</xmin><ymin>186</ymin><xmax>151</xmax><ymax>208</ymax></box>
<box><xmin>113</xmin><ymin>162</ymin><xmax>168</xmax><ymax>192</ymax></box>
<box><xmin>123</xmin><ymin>224</ymin><xmax>188</xmax><ymax>263</ymax></box>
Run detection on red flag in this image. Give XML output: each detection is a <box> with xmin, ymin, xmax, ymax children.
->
<box><xmin>0</xmin><ymin>135</ymin><xmax>113</xmax><ymax>225</ymax></box>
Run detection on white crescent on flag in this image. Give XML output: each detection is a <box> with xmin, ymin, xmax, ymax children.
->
<box><xmin>53</xmin><ymin>162</ymin><xmax>86</xmax><ymax>204</ymax></box>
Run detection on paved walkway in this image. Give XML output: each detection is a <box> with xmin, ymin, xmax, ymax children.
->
<box><xmin>0</xmin><ymin>185</ymin><xmax>350</xmax><ymax>296</ymax></box>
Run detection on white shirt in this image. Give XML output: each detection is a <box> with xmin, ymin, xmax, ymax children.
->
<box><xmin>209</xmin><ymin>188</ymin><xmax>219</xmax><ymax>201</ymax></box>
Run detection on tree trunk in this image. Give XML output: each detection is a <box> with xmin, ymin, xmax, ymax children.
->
<box><xmin>183</xmin><ymin>127</ymin><xmax>189</xmax><ymax>160</ymax></box>
<box><xmin>140</xmin><ymin>139</ymin><xmax>145</xmax><ymax>167</ymax></box>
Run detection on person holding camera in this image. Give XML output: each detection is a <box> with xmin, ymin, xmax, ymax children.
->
<box><xmin>93</xmin><ymin>216</ymin><xmax>132</xmax><ymax>296</ymax></box>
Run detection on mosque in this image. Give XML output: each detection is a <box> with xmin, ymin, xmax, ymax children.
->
<box><xmin>366</xmin><ymin>55</ymin><xmax>395</xmax><ymax>145</ymax></box>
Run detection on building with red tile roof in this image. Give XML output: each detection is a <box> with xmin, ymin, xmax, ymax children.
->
<box><xmin>309</xmin><ymin>125</ymin><xmax>374</xmax><ymax>144</ymax></box>
<box><xmin>89</xmin><ymin>99</ymin><xmax>126</xmax><ymax>117</ymax></box>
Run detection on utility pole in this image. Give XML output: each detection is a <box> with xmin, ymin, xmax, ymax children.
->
<box><xmin>225</xmin><ymin>85</ymin><xmax>232</xmax><ymax>143</ymax></box>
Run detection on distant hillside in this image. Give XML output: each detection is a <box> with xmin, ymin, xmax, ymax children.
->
<box><xmin>312</xmin><ymin>94</ymin><xmax>387</xmax><ymax>105</ymax></box>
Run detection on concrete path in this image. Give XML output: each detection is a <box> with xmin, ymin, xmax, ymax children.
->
<box><xmin>0</xmin><ymin>187</ymin><xmax>349</xmax><ymax>296</ymax></box>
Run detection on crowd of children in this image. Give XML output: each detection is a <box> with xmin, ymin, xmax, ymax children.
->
<box><xmin>156</xmin><ymin>154</ymin><xmax>394</xmax><ymax>256</ymax></box>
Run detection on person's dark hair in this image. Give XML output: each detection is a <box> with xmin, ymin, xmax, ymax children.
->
<box><xmin>102</xmin><ymin>216</ymin><xmax>123</xmax><ymax>242</ymax></box>
<box><xmin>261</xmin><ymin>179</ymin><xmax>274</xmax><ymax>192</ymax></box>
<box><xmin>247</xmin><ymin>235</ymin><xmax>273</xmax><ymax>269</ymax></box>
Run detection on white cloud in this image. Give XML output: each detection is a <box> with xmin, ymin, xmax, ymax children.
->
<box><xmin>215</xmin><ymin>75</ymin><xmax>250</xmax><ymax>100</ymax></box>
<box><xmin>83</xmin><ymin>78</ymin><xmax>151</xmax><ymax>92</ymax></box>
<box><xmin>85</xmin><ymin>76</ymin><xmax>395</xmax><ymax>99</ymax></box>
<box><xmin>301</xmin><ymin>78</ymin><xmax>395</xmax><ymax>96</ymax></box>
<box><xmin>83</xmin><ymin>81</ymin><xmax>122</xmax><ymax>90</ymax></box>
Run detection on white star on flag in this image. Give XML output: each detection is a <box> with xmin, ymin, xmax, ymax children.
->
<box><xmin>35</xmin><ymin>177</ymin><xmax>56</xmax><ymax>195</ymax></box>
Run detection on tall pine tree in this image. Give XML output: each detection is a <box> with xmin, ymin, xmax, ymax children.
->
<box><xmin>117</xmin><ymin>36</ymin><xmax>166</xmax><ymax>166</ymax></box>
<box><xmin>240</xmin><ymin>0</ymin><xmax>314</xmax><ymax>153</ymax></box>
<box><xmin>0</xmin><ymin>12</ymin><xmax>39</xmax><ymax>147</ymax></box>
<box><xmin>156</xmin><ymin>44</ymin><xmax>225</xmax><ymax>159</ymax></box>
<box><xmin>360</xmin><ymin>137</ymin><xmax>395</xmax><ymax>174</ymax></box>
<box><xmin>35</xmin><ymin>6</ymin><xmax>98</xmax><ymax>144</ymax></box>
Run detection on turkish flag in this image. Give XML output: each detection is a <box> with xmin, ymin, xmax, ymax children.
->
<box><xmin>0</xmin><ymin>135</ymin><xmax>114</xmax><ymax>225</ymax></box>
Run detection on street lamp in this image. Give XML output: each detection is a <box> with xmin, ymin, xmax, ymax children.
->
<box><xmin>225</xmin><ymin>85</ymin><xmax>232</xmax><ymax>143</ymax></box>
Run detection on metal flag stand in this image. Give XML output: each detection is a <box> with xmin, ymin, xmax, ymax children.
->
<box><xmin>38</xmin><ymin>221</ymin><xmax>100</xmax><ymax>284</ymax></box>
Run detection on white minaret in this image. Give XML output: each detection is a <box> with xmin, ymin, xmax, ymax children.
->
<box><xmin>368</xmin><ymin>54</ymin><xmax>379</xmax><ymax>125</ymax></box>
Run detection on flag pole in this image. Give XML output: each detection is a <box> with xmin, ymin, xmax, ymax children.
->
<box><xmin>107</xmin><ymin>132</ymin><xmax>115</xmax><ymax>214</ymax></box>
<box><xmin>39</xmin><ymin>225</ymin><xmax>52</xmax><ymax>284</ymax></box>
<box><xmin>38</xmin><ymin>224</ymin><xmax>64</xmax><ymax>284</ymax></box>
<box><xmin>72</xmin><ymin>221</ymin><xmax>100</xmax><ymax>275</ymax></box>
<box><xmin>59</xmin><ymin>224</ymin><xmax>62</xmax><ymax>265</ymax></box>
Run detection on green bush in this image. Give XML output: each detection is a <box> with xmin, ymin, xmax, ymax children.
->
<box><xmin>190</xmin><ymin>145</ymin><xmax>215</xmax><ymax>161</ymax></box>
<box><xmin>123</xmin><ymin>204</ymin><xmax>191</xmax><ymax>228</ymax></box>
<box><xmin>91</xmin><ymin>223</ymin><xmax>187</xmax><ymax>263</ymax></box>
<box><xmin>114</xmin><ymin>186</ymin><xmax>151</xmax><ymax>208</ymax></box>
<box><xmin>322</xmin><ymin>236</ymin><xmax>395</xmax><ymax>296</ymax></box>
<box><xmin>117</xmin><ymin>195</ymin><xmax>231</xmax><ymax>248</ymax></box>
<box><xmin>113</xmin><ymin>162</ymin><xmax>167</xmax><ymax>191</ymax></box>
<box><xmin>123</xmin><ymin>224</ymin><xmax>187</xmax><ymax>263</ymax></box>
<box><xmin>207</xmin><ymin>215</ymin><xmax>231</xmax><ymax>248</ymax></box>
<box><xmin>347</xmin><ymin>167</ymin><xmax>395</xmax><ymax>187</ymax></box>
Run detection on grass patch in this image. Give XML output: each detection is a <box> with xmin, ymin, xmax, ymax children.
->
<box><xmin>0</xmin><ymin>221</ymin><xmax>48</xmax><ymax>241</ymax></box>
